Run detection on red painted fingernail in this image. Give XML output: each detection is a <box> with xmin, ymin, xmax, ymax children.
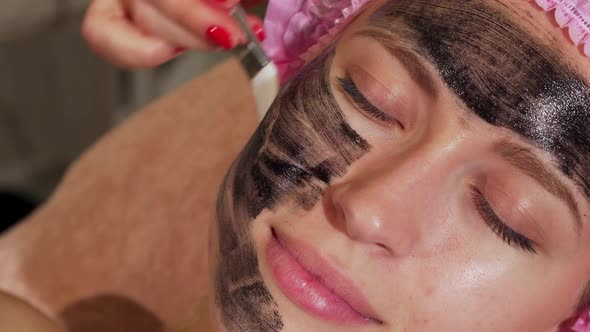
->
<box><xmin>206</xmin><ymin>25</ymin><xmax>233</xmax><ymax>50</ymax></box>
<box><xmin>251</xmin><ymin>23</ymin><xmax>266</xmax><ymax>42</ymax></box>
<box><xmin>173</xmin><ymin>47</ymin><xmax>186</xmax><ymax>55</ymax></box>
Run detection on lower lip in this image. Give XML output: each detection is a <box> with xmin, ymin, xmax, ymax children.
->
<box><xmin>265</xmin><ymin>231</ymin><xmax>371</xmax><ymax>324</ymax></box>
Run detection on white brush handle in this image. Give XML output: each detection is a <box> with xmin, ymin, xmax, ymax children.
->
<box><xmin>251</xmin><ymin>62</ymin><xmax>280</xmax><ymax>120</ymax></box>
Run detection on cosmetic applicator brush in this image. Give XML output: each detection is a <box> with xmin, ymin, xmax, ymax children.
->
<box><xmin>232</xmin><ymin>4</ymin><xmax>279</xmax><ymax>119</ymax></box>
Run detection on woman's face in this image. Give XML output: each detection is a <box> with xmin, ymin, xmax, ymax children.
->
<box><xmin>210</xmin><ymin>0</ymin><xmax>590</xmax><ymax>331</ymax></box>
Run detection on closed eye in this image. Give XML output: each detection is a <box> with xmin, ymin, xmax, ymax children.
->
<box><xmin>469</xmin><ymin>186</ymin><xmax>537</xmax><ymax>254</ymax></box>
<box><xmin>336</xmin><ymin>76</ymin><xmax>402</xmax><ymax>128</ymax></box>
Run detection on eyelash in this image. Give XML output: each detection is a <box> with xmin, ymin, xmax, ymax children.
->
<box><xmin>469</xmin><ymin>186</ymin><xmax>537</xmax><ymax>254</ymax></box>
<box><xmin>336</xmin><ymin>76</ymin><xmax>400</xmax><ymax>127</ymax></box>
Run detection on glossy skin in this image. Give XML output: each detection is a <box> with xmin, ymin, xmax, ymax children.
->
<box><xmin>82</xmin><ymin>0</ymin><xmax>265</xmax><ymax>68</ymax></box>
<box><xmin>209</xmin><ymin>0</ymin><xmax>590</xmax><ymax>331</ymax></box>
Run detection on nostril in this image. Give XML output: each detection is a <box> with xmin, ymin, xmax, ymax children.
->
<box><xmin>322</xmin><ymin>186</ymin><xmax>348</xmax><ymax>233</ymax></box>
<box><xmin>375</xmin><ymin>242</ymin><xmax>393</xmax><ymax>256</ymax></box>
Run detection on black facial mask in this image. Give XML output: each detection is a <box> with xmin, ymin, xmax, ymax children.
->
<box><xmin>214</xmin><ymin>51</ymin><xmax>371</xmax><ymax>331</ymax></box>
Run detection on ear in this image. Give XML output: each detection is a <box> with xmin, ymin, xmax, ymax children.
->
<box><xmin>560</xmin><ymin>308</ymin><xmax>590</xmax><ymax>332</ymax></box>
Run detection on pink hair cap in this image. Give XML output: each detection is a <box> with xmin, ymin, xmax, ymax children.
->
<box><xmin>570</xmin><ymin>308</ymin><xmax>590</xmax><ymax>332</ymax></box>
<box><xmin>262</xmin><ymin>0</ymin><xmax>370</xmax><ymax>83</ymax></box>
<box><xmin>263</xmin><ymin>0</ymin><xmax>589</xmax><ymax>84</ymax></box>
<box><xmin>533</xmin><ymin>0</ymin><xmax>590</xmax><ymax>57</ymax></box>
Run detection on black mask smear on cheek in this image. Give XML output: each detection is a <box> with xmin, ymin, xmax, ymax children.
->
<box><xmin>215</xmin><ymin>50</ymin><xmax>371</xmax><ymax>332</ymax></box>
<box><xmin>372</xmin><ymin>0</ymin><xmax>590</xmax><ymax>198</ymax></box>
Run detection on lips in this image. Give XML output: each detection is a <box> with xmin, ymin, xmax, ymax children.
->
<box><xmin>266</xmin><ymin>228</ymin><xmax>382</xmax><ymax>325</ymax></box>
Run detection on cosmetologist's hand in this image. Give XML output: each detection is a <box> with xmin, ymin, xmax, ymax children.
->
<box><xmin>82</xmin><ymin>0</ymin><xmax>266</xmax><ymax>68</ymax></box>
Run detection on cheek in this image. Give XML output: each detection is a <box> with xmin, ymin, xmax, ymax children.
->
<box><xmin>402</xmin><ymin>258</ymin><xmax>510</xmax><ymax>329</ymax></box>
<box><xmin>420</xmin><ymin>251</ymin><xmax>582</xmax><ymax>331</ymax></box>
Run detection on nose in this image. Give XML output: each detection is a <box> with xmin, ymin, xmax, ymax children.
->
<box><xmin>325</xmin><ymin>153</ymin><xmax>448</xmax><ymax>257</ymax></box>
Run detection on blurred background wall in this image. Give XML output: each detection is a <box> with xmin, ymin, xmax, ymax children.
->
<box><xmin>0</xmin><ymin>0</ymin><xmax>233</xmax><ymax>231</ymax></box>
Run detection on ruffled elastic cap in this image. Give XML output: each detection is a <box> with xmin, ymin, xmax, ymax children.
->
<box><xmin>571</xmin><ymin>309</ymin><xmax>590</xmax><ymax>332</ymax></box>
<box><xmin>534</xmin><ymin>0</ymin><xmax>590</xmax><ymax>56</ymax></box>
<box><xmin>263</xmin><ymin>0</ymin><xmax>589</xmax><ymax>84</ymax></box>
<box><xmin>263</xmin><ymin>0</ymin><xmax>370</xmax><ymax>82</ymax></box>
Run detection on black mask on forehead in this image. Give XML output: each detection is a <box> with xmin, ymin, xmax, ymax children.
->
<box><xmin>214</xmin><ymin>51</ymin><xmax>370</xmax><ymax>331</ymax></box>
<box><xmin>370</xmin><ymin>0</ymin><xmax>590</xmax><ymax>198</ymax></box>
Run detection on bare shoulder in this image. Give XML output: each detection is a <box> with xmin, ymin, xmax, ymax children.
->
<box><xmin>0</xmin><ymin>291</ymin><xmax>64</xmax><ymax>332</ymax></box>
<box><xmin>0</xmin><ymin>59</ymin><xmax>258</xmax><ymax>329</ymax></box>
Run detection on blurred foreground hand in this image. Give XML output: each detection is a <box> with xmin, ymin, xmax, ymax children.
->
<box><xmin>82</xmin><ymin>0</ymin><xmax>266</xmax><ymax>68</ymax></box>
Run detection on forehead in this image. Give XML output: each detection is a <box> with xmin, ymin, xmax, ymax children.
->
<box><xmin>363</xmin><ymin>0</ymin><xmax>590</xmax><ymax>199</ymax></box>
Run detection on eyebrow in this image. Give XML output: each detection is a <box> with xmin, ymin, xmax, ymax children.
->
<box><xmin>493</xmin><ymin>140</ymin><xmax>582</xmax><ymax>232</ymax></box>
<box><xmin>358</xmin><ymin>29</ymin><xmax>438</xmax><ymax>97</ymax></box>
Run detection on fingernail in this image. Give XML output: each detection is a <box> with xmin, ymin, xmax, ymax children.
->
<box><xmin>251</xmin><ymin>23</ymin><xmax>266</xmax><ymax>42</ymax></box>
<box><xmin>209</xmin><ymin>0</ymin><xmax>228</xmax><ymax>6</ymax></box>
<box><xmin>173</xmin><ymin>47</ymin><xmax>186</xmax><ymax>55</ymax></box>
<box><xmin>206</xmin><ymin>26</ymin><xmax>233</xmax><ymax>50</ymax></box>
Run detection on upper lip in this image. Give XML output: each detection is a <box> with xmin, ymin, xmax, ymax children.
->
<box><xmin>272</xmin><ymin>227</ymin><xmax>382</xmax><ymax>323</ymax></box>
